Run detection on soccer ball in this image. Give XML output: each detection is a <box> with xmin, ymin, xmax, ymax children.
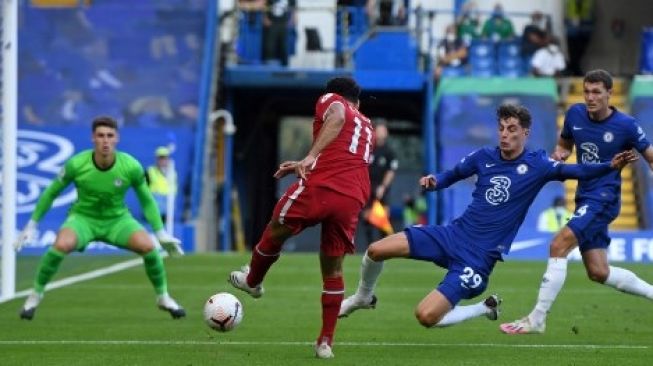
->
<box><xmin>203</xmin><ymin>292</ymin><xmax>243</xmax><ymax>332</ymax></box>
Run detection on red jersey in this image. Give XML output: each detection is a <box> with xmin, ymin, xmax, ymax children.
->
<box><xmin>303</xmin><ymin>93</ymin><xmax>374</xmax><ymax>204</ymax></box>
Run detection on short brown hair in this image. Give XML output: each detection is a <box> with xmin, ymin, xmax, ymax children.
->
<box><xmin>497</xmin><ymin>103</ymin><xmax>532</xmax><ymax>129</ymax></box>
<box><xmin>584</xmin><ymin>69</ymin><xmax>613</xmax><ymax>90</ymax></box>
<box><xmin>92</xmin><ymin>116</ymin><xmax>118</xmax><ymax>132</ymax></box>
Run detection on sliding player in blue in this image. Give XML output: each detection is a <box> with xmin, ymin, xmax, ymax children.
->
<box><xmin>339</xmin><ymin>103</ymin><xmax>637</xmax><ymax>329</ymax></box>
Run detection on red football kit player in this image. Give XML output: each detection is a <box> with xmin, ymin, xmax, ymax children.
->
<box><xmin>229</xmin><ymin>77</ymin><xmax>373</xmax><ymax>359</ymax></box>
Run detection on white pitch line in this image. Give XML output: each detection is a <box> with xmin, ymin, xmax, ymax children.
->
<box><xmin>0</xmin><ymin>340</ymin><xmax>648</xmax><ymax>350</ymax></box>
<box><xmin>0</xmin><ymin>257</ymin><xmax>145</xmax><ymax>304</ymax></box>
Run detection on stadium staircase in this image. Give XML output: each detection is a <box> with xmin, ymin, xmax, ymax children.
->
<box><xmin>559</xmin><ymin>77</ymin><xmax>640</xmax><ymax>230</ymax></box>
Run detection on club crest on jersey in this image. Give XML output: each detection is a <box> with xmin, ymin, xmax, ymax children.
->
<box><xmin>516</xmin><ymin>164</ymin><xmax>528</xmax><ymax>174</ymax></box>
<box><xmin>114</xmin><ymin>179</ymin><xmax>123</xmax><ymax>187</ymax></box>
<box><xmin>603</xmin><ymin>131</ymin><xmax>613</xmax><ymax>143</ymax></box>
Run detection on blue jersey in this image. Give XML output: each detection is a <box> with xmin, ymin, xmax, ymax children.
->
<box><xmin>434</xmin><ymin>147</ymin><xmax>613</xmax><ymax>255</ymax></box>
<box><xmin>562</xmin><ymin>104</ymin><xmax>651</xmax><ymax>203</ymax></box>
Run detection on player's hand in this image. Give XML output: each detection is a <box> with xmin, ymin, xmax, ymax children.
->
<box><xmin>295</xmin><ymin>155</ymin><xmax>316</xmax><ymax>180</ymax></box>
<box><xmin>550</xmin><ymin>149</ymin><xmax>570</xmax><ymax>162</ymax></box>
<box><xmin>273</xmin><ymin>160</ymin><xmax>298</xmax><ymax>179</ymax></box>
<box><xmin>156</xmin><ymin>230</ymin><xmax>185</xmax><ymax>256</ymax></box>
<box><xmin>14</xmin><ymin>220</ymin><xmax>37</xmax><ymax>252</ymax></box>
<box><xmin>610</xmin><ymin>150</ymin><xmax>638</xmax><ymax>170</ymax></box>
<box><xmin>419</xmin><ymin>174</ymin><xmax>437</xmax><ymax>191</ymax></box>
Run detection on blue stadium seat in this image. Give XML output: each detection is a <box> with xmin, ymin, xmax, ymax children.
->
<box><xmin>441</xmin><ymin>66</ymin><xmax>467</xmax><ymax>78</ymax></box>
<box><xmin>497</xmin><ymin>57</ymin><xmax>525</xmax><ymax>78</ymax></box>
<box><xmin>469</xmin><ymin>39</ymin><xmax>495</xmax><ymax>59</ymax></box>
<box><xmin>470</xmin><ymin>57</ymin><xmax>495</xmax><ymax>77</ymax></box>
<box><xmin>497</xmin><ymin>40</ymin><xmax>520</xmax><ymax>59</ymax></box>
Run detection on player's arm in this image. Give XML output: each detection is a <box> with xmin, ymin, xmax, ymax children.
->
<box><xmin>420</xmin><ymin>151</ymin><xmax>478</xmax><ymax>191</ymax></box>
<box><xmin>133</xmin><ymin>173</ymin><xmax>184</xmax><ymax>255</ymax></box>
<box><xmin>15</xmin><ymin>161</ymin><xmax>74</xmax><ymax>251</ymax></box>
<box><xmin>295</xmin><ymin>101</ymin><xmax>346</xmax><ymax>180</ymax></box>
<box><xmin>639</xmin><ymin>145</ymin><xmax>653</xmax><ymax>172</ymax></box>
<box><xmin>551</xmin><ymin>136</ymin><xmax>574</xmax><ymax>161</ymax></box>
<box><xmin>557</xmin><ymin>150</ymin><xmax>637</xmax><ymax>180</ymax></box>
<box><xmin>134</xmin><ymin>177</ymin><xmax>165</xmax><ymax>232</ymax></box>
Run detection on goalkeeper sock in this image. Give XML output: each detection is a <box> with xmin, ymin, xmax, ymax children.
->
<box><xmin>143</xmin><ymin>249</ymin><xmax>168</xmax><ymax>295</ymax></box>
<box><xmin>529</xmin><ymin>257</ymin><xmax>567</xmax><ymax>325</ymax></box>
<box><xmin>434</xmin><ymin>301</ymin><xmax>487</xmax><ymax>327</ymax></box>
<box><xmin>318</xmin><ymin>276</ymin><xmax>344</xmax><ymax>346</ymax></box>
<box><xmin>604</xmin><ymin>266</ymin><xmax>653</xmax><ymax>299</ymax></box>
<box><xmin>34</xmin><ymin>247</ymin><xmax>66</xmax><ymax>293</ymax></box>
<box><xmin>355</xmin><ymin>252</ymin><xmax>383</xmax><ymax>299</ymax></box>
<box><xmin>247</xmin><ymin>226</ymin><xmax>282</xmax><ymax>287</ymax></box>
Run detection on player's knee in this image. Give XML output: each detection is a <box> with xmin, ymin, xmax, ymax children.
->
<box><xmin>414</xmin><ymin>308</ymin><xmax>439</xmax><ymax>328</ymax></box>
<box><xmin>366</xmin><ymin>243</ymin><xmax>385</xmax><ymax>261</ymax></box>
<box><xmin>586</xmin><ymin>266</ymin><xmax>609</xmax><ymax>283</ymax></box>
<box><xmin>549</xmin><ymin>230</ymin><xmax>576</xmax><ymax>257</ymax></box>
<box><xmin>53</xmin><ymin>240</ymin><xmax>75</xmax><ymax>253</ymax></box>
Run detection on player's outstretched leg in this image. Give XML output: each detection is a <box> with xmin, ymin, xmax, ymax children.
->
<box><xmin>19</xmin><ymin>291</ymin><xmax>44</xmax><ymax>320</ymax></box>
<box><xmin>338</xmin><ymin>294</ymin><xmax>377</xmax><ymax>318</ymax></box>
<box><xmin>433</xmin><ymin>294</ymin><xmax>502</xmax><ymax>327</ymax></box>
<box><xmin>157</xmin><ymin>293</ymin><xmax>186</xmax><ymax>319</ymax></box>
<box><xmin>229</xmin><ymin>265</ymin><xmax>264</xmax><ymax>298</ymax></box>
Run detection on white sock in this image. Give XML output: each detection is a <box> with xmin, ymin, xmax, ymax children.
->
<box><xmin>355</xmin><ymin>252</ymin><xmax>384</xmax><ymax>299</ymax></box>
<box><xmin>529</xmin><ymin>258</ymin><xmax>567</xmax><ymax>325</ymax></box>
<box><xmin>433</xmin><ymin>301</ymin><xmax>487</xmax><ymax>327</ymax></box>
<box><xmin>604</xmin><ymin>266</ymin><xmax>653</xmax><ymax>300</ymax></box>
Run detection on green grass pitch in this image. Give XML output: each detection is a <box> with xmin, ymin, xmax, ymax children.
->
<box><xmin>1</xmin><ymin>253</ymin><xmax>651</xmax><ymax>365</ymax></box>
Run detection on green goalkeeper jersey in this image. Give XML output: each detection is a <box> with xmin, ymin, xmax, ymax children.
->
<box><xmin>31</xmin><ymin>149</ymin><xmax>164</xmax><ymax>231</ymax></box>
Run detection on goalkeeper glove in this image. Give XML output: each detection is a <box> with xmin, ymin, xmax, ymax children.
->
<box><xmin>15</xmin><ymin>220</ymin><xmax>37</xmax><ymax>252</ymax></box>
<box><xmin>156</xmin><ymin>229</ymin><xmax>185</xmax><ymax>256</ymax></box>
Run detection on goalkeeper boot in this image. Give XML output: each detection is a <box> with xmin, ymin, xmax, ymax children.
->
<box><xmin>338</xmin><ymin>294</ymin><xmax>377</xmax><ymax>318</ymax></box>
<box><xmin>19</xmin><ymin>291</ymin><xmax>43</xmax><ymax>320</ymax></box>
<box><xmin>483</xmin><ymin>294</ymin><xmax>502</xmax><ymax>321</ymax></box>
<box><xmin>157</xmin><ymin>294</ymin><xmax>186</xmax><ymax>319</ymax></box>
<box><xmin>499</xmin><ymin>316</ymin><xmax>546</xmax><ymax>334</ymax></box>
<box><xmin>229</xmin><ymin>265</ymin><xmax>264</xmax><ymax>299</ymax></box>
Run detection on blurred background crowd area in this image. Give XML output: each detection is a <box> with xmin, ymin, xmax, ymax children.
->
<box><xmin>20</xmin><ymin>0</ymin><xmax>207</xmax><ymax>127</ymax></box>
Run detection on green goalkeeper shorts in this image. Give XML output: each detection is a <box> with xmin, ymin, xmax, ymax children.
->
<box><xmin>61</xmin><ymin>213</ymin><xmax>145</xmax><ymax>251</ymax></box>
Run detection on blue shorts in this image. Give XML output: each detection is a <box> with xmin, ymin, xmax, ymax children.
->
<box><xmin>567</xmin><ymin>199</ymin><xmax>618</xmax><ymax>252</ymax></box>
<box><xmin>404</xmin><ymin>225</ymin><xmax>498</xmax><ymax>306</ymax></box>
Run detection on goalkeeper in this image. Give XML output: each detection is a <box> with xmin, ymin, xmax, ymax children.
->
<box><xmin>14</xmin><ymin>116</ymin><xmax>186</xmax><ymax>320</ymax></box>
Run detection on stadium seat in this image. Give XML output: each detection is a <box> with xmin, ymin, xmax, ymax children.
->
<box><xmin>469</xmin><ymin>39</ymin><xmax>495</xmax><ymax>59</ymax></box>
<box><xmin>497</xmin><ymin>40</ymin><xmax>520</xmax><ymax>59</ymax></box>
<box><xmin>441</xmin><ymin>65</ymin><xmax>467</xmax><ymax>78</ymax></box>
<box><xmin>497</xmin><ymin>56</ymin><xmax>525</xmax><ymax>78</ymax></box>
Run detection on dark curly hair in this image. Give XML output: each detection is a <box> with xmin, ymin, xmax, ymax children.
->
<box><xmin>325</xmin><ymin>76</ymin><xmax>361</xmax><ymax>103</ymax></box>
<box><xmin>496</xmin><ymin>103</ymin><xmax>532</xmax><ymax>129</ymax></box>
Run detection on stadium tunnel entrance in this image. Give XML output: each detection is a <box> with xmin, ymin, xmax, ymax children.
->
<box><xmin>227</xmin><ymin>87</ymin><xmax>425</xmax><ymax>251</ymax></box>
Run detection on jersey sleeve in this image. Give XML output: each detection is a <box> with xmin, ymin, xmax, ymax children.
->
<box><xmin>130</xmin><ymin>158</ymin><xmax>164</xmax><ymax>231</ymax></box>
<box><xmin>555</xmin><ymin>161</ymin><xmax>612</xmax><ymax>181</ymax></box>
<box><xmin>316</xmin><ymin>93</ymin><xmax>346</xmax><ymax>123</ymax></box>
<box><xmin>434</xmin><ymin>149</ymin><xmax>479</xmax><ymax>189</ymax></box>
<box><xmin>629</xmin><ymin>121</ymin><xmax>651</xmax><ymax>152</ymax></box>
<box><xmin>31</xmin><ymin>158</ymin><xmax>76</xmax><ymax>222</ymax></box>
<box><xmin>560</xmin><ymin>107</ymin><xmax>574</xmax><ymax>140</ymax></box>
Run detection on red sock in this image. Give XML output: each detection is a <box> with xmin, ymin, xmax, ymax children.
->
<box><xmin>317</xmin><ymin>276</ymin><xmax>344</xmax><ymax>346</ymax></box>
<box><xmin>246</xmin><ymin>226</ymin><xmax>282</xmax><ymax>287</ymax></box>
